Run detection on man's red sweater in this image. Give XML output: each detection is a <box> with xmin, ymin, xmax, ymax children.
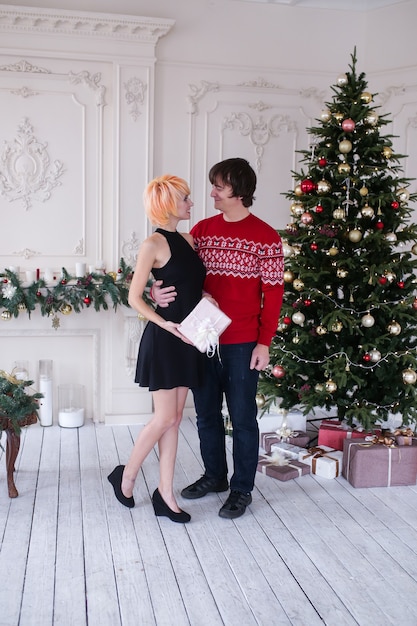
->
<box><xmin>191</xmin><ymin>213</ymin><xmax>284</xmax><ymax>346</ymax></box>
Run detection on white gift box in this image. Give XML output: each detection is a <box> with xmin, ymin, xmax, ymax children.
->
<box><xmin>298</xmin><ymin>445</ymin><xmax>343</xmax><ymax>479</ymax></box>
<box><xmin>178</xmin><ymin>298</ymin><xmax>231</xmax><ymax>354</ymax></box>
<box><xmin>258</xmin><ymin>408</ymin><xmax>306</xmax><ymax>434</ymax></box>
<box><xmin>270</xmin><ymin>441</ymin><xmax>307</xmax><ymax>460</ymax></box>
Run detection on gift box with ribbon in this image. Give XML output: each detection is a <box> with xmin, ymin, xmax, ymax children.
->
<box><xmin>270</xmin><ymin>441</ymin><xmax>308</xmax><ymax>460</ymax></box>
<box><xmin>260</xmin><ymin>430</ymin><xmax>310</xmax><ymax>453</ymax></box>
<box><xmin>317</xmin><ymin>419</ymin><xmax>372</xmax><ymax>451</ymax></box>
<box><xmin>393</xmin><ymin>427</ymin><xmax>415</xmax><ymax>446</ymax></box>
<box><xmin>178</xmin><ymin>298</ymin><xmax>231</xmax><ymax>355</ymax></box>
<box><xmin>257</xmin><ymin>451</ymin><xmax>310</xmax><ymax>482</ymax></box>
<box><xmin>298</xmin><ymin>445</ymin><xmax>343</xmax><ymax>479</ymax></box>
<box><xmin>342</xmin><ymin>436</ymin><xmax>417</xmax><ymax>488</ymax></box>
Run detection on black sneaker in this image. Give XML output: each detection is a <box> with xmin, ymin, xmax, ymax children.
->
<box><xmin>218</xmin><ymin>490</ymin><xmax>252</xmax><ymax>519</ymax></box>
<box><xmin>181</xmin><ymin>475</ymin><xmax>229</xmax><ymax>500</ymax></box>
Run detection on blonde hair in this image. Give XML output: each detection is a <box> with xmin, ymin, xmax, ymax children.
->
<box><xmin>143</xmin><ymin>175</ymin><xmax>190</xmax><ymax>226</ymax></box>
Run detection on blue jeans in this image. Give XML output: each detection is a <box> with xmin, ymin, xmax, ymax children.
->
<box><xmin>191</xmin><ymin>342</ymin><xmax>260</xmax><ymax>494</ymax></box>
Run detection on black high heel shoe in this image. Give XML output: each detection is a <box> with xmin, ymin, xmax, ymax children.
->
<box><xmin>107</xmin><ymin>465</ymin><xmax>135</xmax><ymax>508</ymax></box>
<box><xmin>152</xmin><ymin>488</ymin><xmax>191</xmax><ymax>523</ymax></box>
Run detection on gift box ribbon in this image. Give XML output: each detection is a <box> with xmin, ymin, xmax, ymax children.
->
<box><xmin>259</xmin><ymin>452</ymin><xmax>304</xmax><ymax>477</ymax></box>
<box><xmin>194</xmin><ymin>318</ymin><xmax>221</xmax><ymax>356</ymax></box>
<box><xmin>302</xmin><ymin>446</ymin><xmax>340</xmax><ymax>477</ymax></box>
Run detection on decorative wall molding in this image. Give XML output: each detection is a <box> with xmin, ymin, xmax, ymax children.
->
<box><xmin>0</xmin><ymin>6</ymin><xmax>175</xmax><ymax>44</ymax></box>
<box><xmin>69</xmin><ymin>70</ymin><xmax>106</xmax><ymax>106</ymax></box>
<box><xmin>0</xmin><ymin>117</ymin><xmax>64</xmax><ymax>210</ymax></box>
<box><xmin>187</xmin><ymin>78</ymin><xmax>325</xmax><ymax>115</ymax></box>
<box><xmin>222</xmin><ymin>111</ymin><xmax>297</xmax><ymax>171</ymax></box>
<box><xmin>121</xmin><ymin>232</ymin><xmax>140</xmax><ymax>267</ymax></box>
<box><xmin>124</xmin><ymin>77</ymin><xmax>147</xmax><ymax>121</ymax></box>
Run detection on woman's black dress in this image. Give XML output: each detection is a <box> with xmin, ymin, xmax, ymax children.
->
<box><xmin>135</xmin><ymin>229</ymin><xmax>206</xmax><ymax>391</ymax></box>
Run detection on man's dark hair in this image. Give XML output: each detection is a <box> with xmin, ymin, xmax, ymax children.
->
<box><xmin>208</xmin><ymin>158</ymin><xmax>256</xmax><ymax>208</ymax></box>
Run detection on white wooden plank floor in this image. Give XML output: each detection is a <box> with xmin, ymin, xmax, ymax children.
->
<box><xmin>1</xmin><ymin>417</ymin><xmax>417</xmax><ymax>626</ymax></box>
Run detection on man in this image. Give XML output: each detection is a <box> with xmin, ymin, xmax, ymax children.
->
<box><xmin>154</xmin><ymin>157</ymin><xmax>284</xmax><ymax>518</ymax></box>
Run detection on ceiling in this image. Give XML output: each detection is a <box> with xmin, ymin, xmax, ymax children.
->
<box><xmin>240</xmin><ymin>0</ymin><xmax>409</xmax><ymax>9</ymax></box>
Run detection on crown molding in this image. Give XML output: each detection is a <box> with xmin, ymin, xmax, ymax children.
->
<box><xmin>0</xmin><ymin>4</ymin><xmax>175</xmax><ymax>44</ymax></box>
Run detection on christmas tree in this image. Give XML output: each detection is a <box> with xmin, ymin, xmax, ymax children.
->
<box><xmin>258</xmin><ymin>49</ymin><xmax>417</xmax><ymax>431</ymax></box>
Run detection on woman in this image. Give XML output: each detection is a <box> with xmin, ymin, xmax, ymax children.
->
<box><xmin>108</xmin><ymin>175</ymin><xmax>206</xmax><ymax>523</ymax></box>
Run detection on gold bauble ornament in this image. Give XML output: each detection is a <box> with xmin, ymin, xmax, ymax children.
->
<box><xmin>402</xmin><ymin>369</ymin><xmax>417</xmax><ymax>385</ymax></box>
<box><xmin>320</xmin><ymin>109</ymin><xmax>331</xmax><ymax>123</ymax></box>
<box><xmin>290</xmin><ymin>202</ymin><xmax>304</xmax><ymax>217</ymax></box>
<box><xmin>333</xmin><ymin>112</ymin><xmax>344</xmax><ymax>122</ymax></box>
<box><xmin>365</xmin><ymin>110</ymin><xmax>379</xmax><ymax>126</ymax></box>
<box><xmin>294</xmin><ymin>185</ymin><xmax>303</xmax><ymax>197</ymax></box>
<box><xmin>283</xmin><ymin>270</ymin><xmax>295</xmax><ymax>283</ymax></box>
<box><xmin>369</xmin><ymin>349</ymin><xmax>381</xmax><ymax>363</ymax></box>
<box><xmin>315</xmin><ymin>383</ymin><xmax>324</xmax><ymax>392</ymax></box>
<box><xmin>348</xmin><ymin>229</ymin><xmax>363</xmax><ymax>242</ymax></box>
<box><xmin>338</xmin><ymin>163</ymin><xmax>351</xmax><ymax>174</ymax></box>
<box><xmin>412</xmin><ymin>243</ymin><xmax>417</xmax><ymax>255</ymax></box>
<box><xmin>361</xmin><ymin>313</ymin><xmax>375</xmax><ymax>328</ymax></box>
<box><xmin>1</xmin><ymin>310</ymin><xmax>11</xmax><ymax>321</ymax></box>
<box><xmin>337</xmin><ymin>73</ymin><xmax>348</xmax><ymax>86</ymax></box>
<box><xmin>292</xmin><ymin>311</ymin><xmax>305</xmax><ymax>326</ymax></box>
<box><xmin>333</xmin><ymin>208</ymin><xmax>345</xmax><ymax>220</ymax></box>
<box><xmin>282</xmin><ymin>242</ymin><xmax>294</xmax><ymax>258</ymax></box>
<box><xmin>397</xmin><ymin>188</ymin><xmax>410</xmax><ymax>202</ymax></box>
<box><xmin>361</xmin><ymin>204</ymin><xmax>374</xmax><ymax>218</ymax></box>
<box><xmin>359</xmin><ymin>186</ymin><xmax>369</xmax><ymax>197</ymax></box>
<box><xmin>292</xmin><ymin>278</ymin><xmax>305</xmax><ymax>291</ymax></box>
<box><xmin>382</xmin><ymin>146</ymin><xmax>393</xmax><ymax>159</ymax></box>
<box><xmin>17</xmin><ymin>303</ymin><xmax>27</xmax><ymax>312</ymax></box>
<box><xmin>387</xmin><ymin>320</ymin><xmax>401</xmax><ymax>335</ymax></box>
<box><xmin>325</xmin><ymin>379</ymin><xmax>337</xmax><ymax>393</ymax></box>
<box><xmin>360</xmin><ymin>91</ymin><xmax>373</xmax><ymax>104</ymax></box>
<box><xmin>331</xmin><ymin>321</ymin><xmax>343</xmax><ymax>332</ymax></box>
<box><xmin>329</xmin><ymin>246</ymin><xmax>340</xmax><ymax>256</ymax></box>
<box><xmin>316</xmin><ymin>180</ymin><xmax>331</xmax><ymax>195</ymax></box>
<box><xmin>316</xmin><ymin>325</ymin><xmax>327</xmax><ymax>335</ymax></box>
<box><xmin>107</xmin><ymin>271</ymin><xmax>117</xmax><ymax>281</ymax></box>
<box><xmin>384</xmin><ymin>232</ymin><xmax>397</xmax><ymax>243</ymax></box>
<box><xmin>339</xmin><ymin>140</ymin><xmax>352</xmax><ymax>154</ymax></box>
<box><xmin>61</xmin><ymin>303</ymin><xmax>73</xmax><ymax>315</ymax></box>
<box><xmin>292</xmin><ymin>335</ymin><xmax>300</xmax><ymax>344</ymax></box>
<box><xmin>255</xmin><ymin>393</ymin><xmax>266</xmax><ymax>408</ymax></box>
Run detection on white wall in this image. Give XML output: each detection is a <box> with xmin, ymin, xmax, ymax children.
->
<box><xmin>0</xmin><ymin>1</ymin><xmax>416</xmax><ymax>424</ymax></box>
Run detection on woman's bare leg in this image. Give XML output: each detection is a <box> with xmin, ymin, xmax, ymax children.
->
<box><xmin>121</xmin><ymin>387</ymin><xmax>188</xmax><ymax>504</ymax></box>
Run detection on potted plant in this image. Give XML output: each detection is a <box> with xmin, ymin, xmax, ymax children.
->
<box><xmin>0</xmin><ymin>370</ymin><xmax>43</xmax><ymax>498</ymax></box>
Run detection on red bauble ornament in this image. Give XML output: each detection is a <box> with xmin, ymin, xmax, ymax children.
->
<box><xmin>303</xmin><ymin>299</ymin><xmax>312</xmax><ymax>306</ymax></box>
<box><xmin>341</xmin><ymin>118</ymin><xmax>356</xmax><ymax>133</ymax></box>
<box><xmin>413</xmin><ymin>299</ymin><xmax>417</xmax><ymax>310</ymax></box>
<box><xmin>83</xmin><ymin>296</ymin><xmax>91</xmax><ymax>305</ymax></box>
<box><xmin>318</xmin><ymin>158</ymin><xmax>327</xmax><ymax>168</ymax></box>
<box><xmin>283</xmin><ymin>316</ymin><xmax>291</xmax><ymax>325</ymax></box>
<box><xmin>300</xmin><ymin>179</ymin><xmax>315</xmax><ymax>194</ymax></box>
<box><xmin>272</xmin><ymin>365</ymin><xmax>286</xmax><ymax>379</ymax></box>
<box><xmin>391</xmin><ymin>201</ymin><xmax>400</xmax><ymax>210</ymax></box>
<box><xmin>3</xmin><ymin>278</ymin><xmax>8</xmax><ymax>283</ymax></box>
<box><xmin>397</xmin><ymin>281</ymin><xmax>405</xmax><ymax>289</ymax></box>
<box><xmin>36</xmin><ymin>291</ymin><xmax>42</xmax><ymax>297</ymax></box>
<box><xmin>315</xmin><ymin>203</ymin><xmax>324</xmax><ymax>213</ymax></box>
<box><xmin>375</xmin><ymin>220</ymin><xmax>384</xmax><ymax>230</ymax></box>
<box><xmin>300</xmin><ymin>212</ymin><xmax>313</xmax><ymax>225</ymax></box>
<box><xmin>61</xmin><ymin>278</ymin><xmax>67</xmax><ymax>285</ymax></box>
<box><xmin>363</xmin><ymin>353</ymin><xmax>371</xmax><ymax>362</ymax></box>
<box><xmin>378</xmin><ymin>276</ymin><xmax>388</xmax><ymax>285</ymax></box>
<box><xmin>310</xmin><ymin>242</ymin><xmax>318</xmax><ymax>251</ymax></box>
<box><xmin>118</xmin><ymin>268</ymin><xmax>122</xmax><ymax>273</ymax></box>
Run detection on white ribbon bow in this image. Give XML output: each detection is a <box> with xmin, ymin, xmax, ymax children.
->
<box><xmin>194</xmin><ymin>318</ymin><xmax>220</xmax><ymax>357</ymax></box>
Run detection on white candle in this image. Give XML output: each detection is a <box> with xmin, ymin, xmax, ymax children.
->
<box><xmin>75</xmin><ymin>262</ymin><xmax>86</xmax><ymax>277</ymax></box>
<box><xmin>39</xmin><ymin>378</ymin><xmax>53</xmax><ymax>426</ymax></box>
<box><xmin>58</xmin><ymin>407</ymin><xmax>84</xmax><ymax>428</ymax></box>
<box><xmin>44</xmin><ymin>268</ymin><xmax>54</xmax><ymax>284</ymax></box>
<box><xmin>26</xmin><ymin>270</ymin><xmax>36</xmax><ymax>283</ymax></box>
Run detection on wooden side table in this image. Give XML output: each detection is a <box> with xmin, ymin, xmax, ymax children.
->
<box><xmin>0</xmin><ymin>413</ymin><xmax>37</xmax><ymax>498</ymax></box>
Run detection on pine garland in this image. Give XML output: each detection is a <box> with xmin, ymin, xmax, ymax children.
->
<box><xmin>0</xmin><ymin>258</ymin><xmax>153</xmax><ymax>321</ymax></box>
